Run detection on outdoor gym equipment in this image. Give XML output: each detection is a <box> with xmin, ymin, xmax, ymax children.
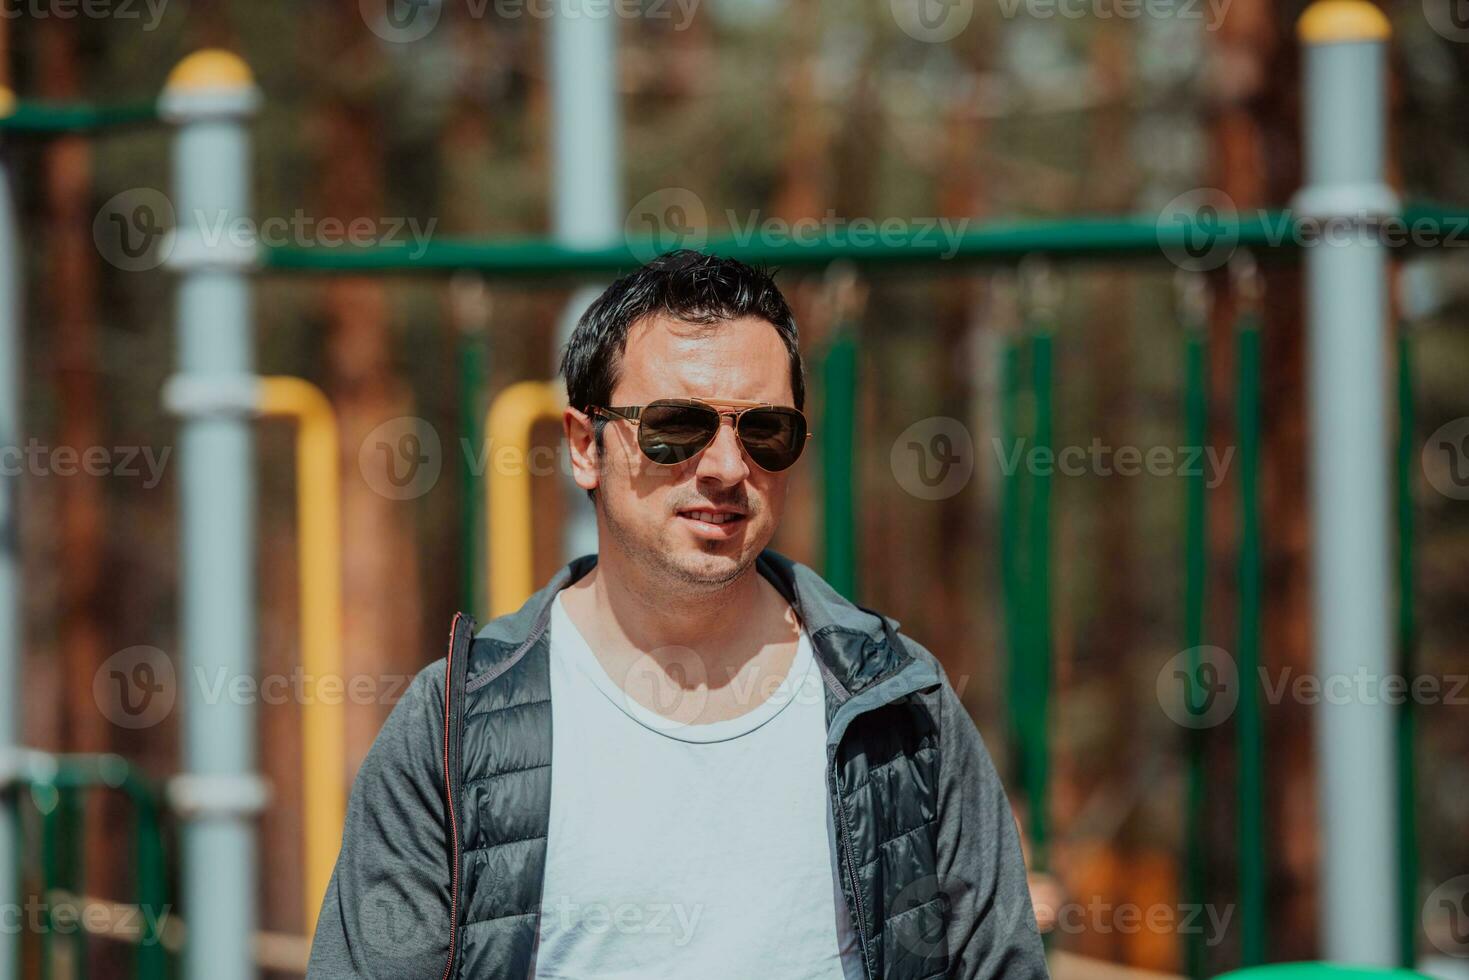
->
<box><xmin>0</xmin><ymin>1</ymin><xmax>1445</xmax><ymax>976</ymax></box>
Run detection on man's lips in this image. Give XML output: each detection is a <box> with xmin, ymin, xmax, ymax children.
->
<box><xmin>675</xmin><ymin>507</ymin><xmax>748</xmax><ymax>538</ymax></box>
<box><xmin>676</xmin><ymin>508</ymin><xmax>746</xmax><ymax>525</ymax></box>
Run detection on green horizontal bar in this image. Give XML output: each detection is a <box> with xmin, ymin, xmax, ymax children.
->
<box><xmin>259</xmin><ymin>201</ymin><xmax>1469</xmax><ymax>276</ymax></box>
<box><xmin>0</xmin><ymin>101</ymin><xmax>159</xmax><ymax>134</ymax></box>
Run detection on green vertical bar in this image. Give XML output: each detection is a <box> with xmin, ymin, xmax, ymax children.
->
<box><xmin>821</xmin><ymin>327</ymin><xmax>859</xmax><ymax>600</ymax></box>
<box><xmin>998</xmin><ymin>339</ymin><xmax>1028</xmax><ymax>796</ymax></box>
<box><xmin>130</xmin><ymin>781</ymin><xmax>168</xmax><ymax>980</ymax></box>
<box><xmin>459</xmin><ymin>336</ymin><xmax>488</xmax><ymax>619</ymax></box>
<box><xmin>1025</xmin><ymin>328</ymin><xmax>1053</xmax><ymax>869</ymax></box>
<box><xmin>1236</xmin><ymin>315</ymin><xmax>1266</xmax><ymax>966</ymax></box>
<box><xmin>64</xmin><ymin>789</ymin><xmax>85</xmax><ymax>980</ymax></box>
<box><xmin>1394</xmin><ymin>330</ymin><xmax>1418</xmax><ymax>971</ymax></box>
<box><xmin>1183</xmin><ymin>327</ymin><xmax>1209</xmax><ymax>980</ymax></box>
<box><xmin>4</xmin><ymin>795</ymin><xmax>17</xmax><ymax>980</ymax></box>
<box><xmin>37</xmin><ymin>784</ymin><xmax>56</xmax><ymax>980</ymax></box>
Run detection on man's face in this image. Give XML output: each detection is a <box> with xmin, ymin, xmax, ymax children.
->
<box><xmin>569</xmin><ymin>313</ymin><xmax>798</xmax><ymax>590</ymax></box>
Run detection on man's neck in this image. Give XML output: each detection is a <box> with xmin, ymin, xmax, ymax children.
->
<box><xmin>558</xmin><ymin>552</ymin><xmax>803</xmax><ymax>719</ymax></box>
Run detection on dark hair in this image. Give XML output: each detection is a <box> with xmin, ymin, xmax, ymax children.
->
<box><xmin>559</xmin><ymin>250</ymin><xmax>805</xmax><ymax>502</ymax></box>
<box><xmin>560</xmin><ymin>249</ymin><xmax>805</xmax><ymax>415</ymax></box>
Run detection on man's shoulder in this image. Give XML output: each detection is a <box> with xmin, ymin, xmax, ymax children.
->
<box><xmin>883</xmin><ymin>627</ymin><xmax>976</xmax><ymax>731</ymax></box>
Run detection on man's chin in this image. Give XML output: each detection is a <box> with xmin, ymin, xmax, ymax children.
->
<box><xmin>664</xmin><ymin>539</ymin><xmax>754</xmax><ymax>586</ymax></box>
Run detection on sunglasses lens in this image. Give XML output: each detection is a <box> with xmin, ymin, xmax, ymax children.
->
<box><xmin>638</xmin><ymin>401</ymin><xmax>720</xmax><ymax>464</ymax></box>
<box><xmin>738</xmin><ymin>408</ymin><xmax>806</xmax><ymax>471</ymax></box>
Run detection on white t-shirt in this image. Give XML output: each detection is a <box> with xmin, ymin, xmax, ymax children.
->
<box><xmin>529</xmin><ymin>590</ymin><xmax>865</xmax><ymax>980</ymax></box>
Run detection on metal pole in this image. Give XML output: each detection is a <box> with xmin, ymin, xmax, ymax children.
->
<box><xmin>550</xmin><ymin>3</ymin><xmax>621</xmax><ymax>561</ymax></box>
<box><xmin>257</xmin><ymin>376</ymin><xmax>344</xmax><ymax>938</ymax></box>
<box><xmin>0</xmin><ymin>110</ymin><xmax>22</xmax><ymax>980</ymax></box>
<box><xmin>1293</xmin><ymin>2</ymin><xmax>1398</xmax><ymax>965</ymax></box>
<box><xmin>159</xmin><ymin>51</ymin><xmax>265</xmax><ymax>980</ymax></box>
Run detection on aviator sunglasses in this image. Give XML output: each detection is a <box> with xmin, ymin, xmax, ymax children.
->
<box><xmin>587</xmin><ymin>398</ymin><xmax>813</xmax><ymax>472</ymax></box>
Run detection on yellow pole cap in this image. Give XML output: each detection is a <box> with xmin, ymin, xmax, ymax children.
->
<box><xmin>1297</xmin><ymin>0</ymin><xmax>1391</xmax><ymax>44</ymax></box>
<box><xmin>164</xmin><ymin>49</ymin><xmax>254</xmax><ymax>93</ymax></box>
<box><xmin>0</xmin><ymin>87</ymin><xmax>14</xmax><ymax>119</ymax></box>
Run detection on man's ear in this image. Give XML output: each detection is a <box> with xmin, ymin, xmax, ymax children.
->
<box><xmin>564</xmin><ymin>406</ymin><xmax>600</xmax><ymax>492</ymax></box>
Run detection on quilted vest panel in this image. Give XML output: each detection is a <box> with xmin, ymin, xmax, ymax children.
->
<box><xmin>453</xmin><ymin>634</ymin><xmax>554</xmax><ymax>980</ymax></box>
<box><xmin>834</xmin><ymin>698</ymin><xmax>946</xmax><ymax>980</ymax></box>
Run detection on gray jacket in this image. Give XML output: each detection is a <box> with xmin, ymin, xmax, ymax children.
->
<box><xmin>307</xmin><ymin>550</ymin><xmax>1048</xmax><ymax>979</ymax></box>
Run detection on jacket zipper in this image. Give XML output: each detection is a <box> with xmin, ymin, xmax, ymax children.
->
<box><xmin>440</xmin><ymin>613</ymin><xmax>465</xmax><ymax>980</ymax></box>
<box><xmin>831</xmin><ymin>756</ymin><xmax>874</xmax><ymax>980</ymax></box>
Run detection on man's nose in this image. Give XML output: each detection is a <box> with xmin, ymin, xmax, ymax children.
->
<box><xmin>695</xmin><ymin>418</ymin><xmax>750</xmax><ymax>484</ymax></box>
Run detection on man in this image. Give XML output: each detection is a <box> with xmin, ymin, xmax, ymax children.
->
<box><xmin>308</xmin><ymin>250</ymin><xmax>1047</xmax><ymax>980</ymax></box>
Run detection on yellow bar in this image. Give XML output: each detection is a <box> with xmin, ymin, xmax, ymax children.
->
<box><xmin>258</xmin><ymin>376</ymin><xmax>344</xmax><ymax>936</ymax></box>
<box><xmin>486</xmin><ymin>381</ymin><xmax>567</xmax><ymax>617</ymax></box>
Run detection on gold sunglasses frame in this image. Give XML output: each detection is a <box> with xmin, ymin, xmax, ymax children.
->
<box><xmin>586</xmin><ymin>397</ymin><xmax>815</xmax><ymax>472</ymax></box>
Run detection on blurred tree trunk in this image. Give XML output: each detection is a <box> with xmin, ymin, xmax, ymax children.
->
<box><xmin>253</xmin><ymin>0</ymin><xmax>427</xmax><ymax>941</ymax></box>
<box><xmin>40</xmin><ymin>17</ymin><xmax>105</xmax><ymax>766</ymax></box>
<box><xmin>1074</xmin><ymin>18</ymin><xmax>1151</xmax><ymax>967</ymax></box>
<box><xmin>1207</xmin><ymin>0</ymin><xmax>1315</xmax><ymax>963</ymax></box>
<box><xmin>771</xmin><ymin>0</ymin><xmax>829</xmax><ymax>572</ymax></box>
<box><xmin>317</xmin><ymin>24</ymin><xmax>425</xmax><ymax>792</ymax></box>
<box><xmin>37</xmin><ymin>19</ymin><xmax>125</xmax><ymax>976</ymax></box>
<box><xmin>935</xmin><ymin>76</ymin><xmax>984</xmax><ymax>688</ymax></box>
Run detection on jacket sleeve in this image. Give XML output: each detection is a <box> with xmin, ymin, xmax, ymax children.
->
<box><xmin>307</xmin><ymin>661</ymin><xmax>453</xmax><ymax>980</ymax></box>
<box><xmin>933</xmin><ymin>671</ymin><xmax>1050</xmax><ymax>980</ymax></box>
